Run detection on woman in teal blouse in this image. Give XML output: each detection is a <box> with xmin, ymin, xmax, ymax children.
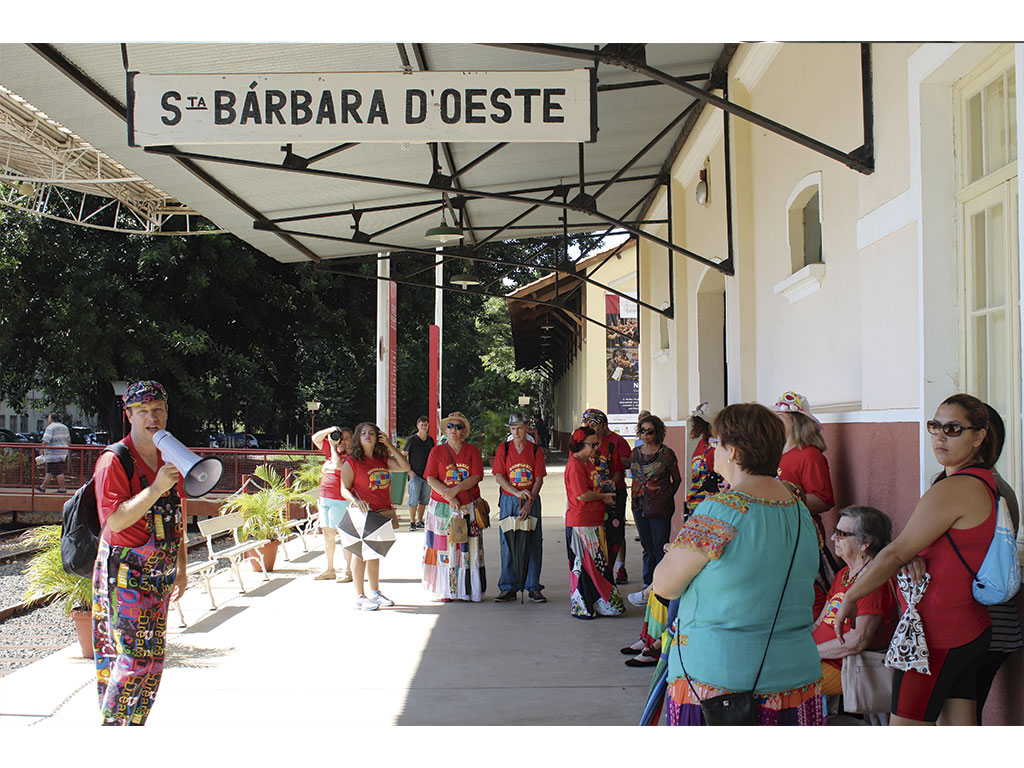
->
<box><xmin>651</xmin><ymin>403</ymin><xmax>824</xmax><ymax>725</ymax></box>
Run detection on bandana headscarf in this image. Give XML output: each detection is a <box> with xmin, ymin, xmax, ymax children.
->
<box><xmin>123</xmin><ymin>380</ymin><xmax>167</xmax><ymax>409</ymax></box>
<box><xmin>581</xmin><ymin>408</ymin><xmax>608</xmax><ymax>425</ymax></box>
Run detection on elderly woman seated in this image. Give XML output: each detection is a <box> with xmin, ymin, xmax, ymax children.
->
<box><xmin>812</xmin><ymin>505</ymin><xmax>899</xmax><ymax>702</ymax></box>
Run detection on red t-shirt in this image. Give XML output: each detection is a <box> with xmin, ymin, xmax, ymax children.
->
<box><xmin>425</xmin><ymin>443</ymin><xmax>483</xmax><ymax>506</ymax></box>
<box><xmin>812</xmin><ymin>566</ymin><xmax>898</xmax><ymax>669</ymax></box>
<box><xmin>691</xmin><ymin>437</ymin><xmax>716</xmax><ymax>473</ymax></box>
<box><xmin>343</xmin><ymin>454</ymin><xmax>393</xmax><ymax>511</ymax></box>
<box><xmin>564</xmin><ymin>454</ymin><xmax>605</xmax><ymax>527</ymax></box>
<box><xmin>607</xmin><ymin>431</ymin><xmax>632</xmax><ymax>490</ymax></box>
<box><xmin>591</xmin><ymin>435</ymin><xmax>623</xmax><ymax>492</ymax></box>
<box><xmin>94</xmin><ymin>436</ymin><xmax>185</xmax><ymax>547</ymax></box>
<box><xmin>319</xmin><ymin>440</ymin><xmax>344</xmax><ymax>500</ymax></box>
<box><xmin>492</xmin><ymin>440</ymin><xmax>547</xmax><ymax>497</ymax></box>
<box><xmin>777</xmin><ymin>445</ymin><xmax>835</xmax><ymax>509</ymax></box>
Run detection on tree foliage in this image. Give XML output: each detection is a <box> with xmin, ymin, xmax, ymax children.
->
<box><xmin>0</xmin><ymin>200</ymin><xmax>601</xmax><ymax>442</ymax></box>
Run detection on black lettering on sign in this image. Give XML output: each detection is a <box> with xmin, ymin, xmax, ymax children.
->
<box><xmin>367</xmin><ymin>89</ymin><xmax>388</xmax><ymax>124</ymax></box>
<box><xmin>440</xmin><ymin>88</ymin><xmax>461</xmax><ymax>124</ymax></box>
<box><xmin>317</xmin><ymin>91</ymin><xmax>336</xmax><ymax>124</ymax></box>
<box><xmin>160</xmin><ymin>91</ymin><xmax>181</xmax><ymax>126</ymax></box>
<box><xmin>489</xmin><ymin>88</ymin><xmax>512</xmax><ymax>123</ymax></box>
<box><xmin>406</xmin><ymin>89</ymin><xmax>426</xmax><ymax>124</ymax></box>
<box><xmin>214</xmin><ymin>90</ymin><xmax>236</xmax><ymax>125</ymax></box>
<box><xmin>465</xmin><ymin>88</ymin><xmax>486</xmax><ymax>124</ymax></box>
<box><xmin>514</xmin><ymin>88</ymin><xmax>541</xmax><ymax>123</ymax></box>
<box><xmin>292</xmin><ymin>90</ymin><xmax>312</xmax><ymax>125</ymax></box>
<box><xmin>240</xmin><ymin>89</ymin><xmax>262</xmax><ymax>124</ymax></box>
<box><xmin>341</xmin><ymin>90</ymin><xmax>363</xmax><ymax>124</ymax></box>
<box><xmin>265</xmin><ymin>90</ymin><xmax>287</xmax><ymax>125</ymax></box>
<box><xmin>543</xmin><ymin>89</ymin><xmax>565</xmax><ymax>123</ymax></box>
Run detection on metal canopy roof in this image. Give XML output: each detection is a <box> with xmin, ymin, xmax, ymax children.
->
<box><xmin>0</xmin><ymin>42</ymin><xmax>728</xmax><ymax>264</ymax></box>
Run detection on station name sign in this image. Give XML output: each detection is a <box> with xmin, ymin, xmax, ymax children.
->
<box><xmin>127</xmin><ymin>70</ymin><xmax>595</xmax><ymax>146</ymax></box>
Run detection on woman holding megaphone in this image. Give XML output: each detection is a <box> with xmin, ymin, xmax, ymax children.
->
<box><xmin>340</xmin><ymin>423</ymin><xmax>411</xmax><ymax>611</ymax></box>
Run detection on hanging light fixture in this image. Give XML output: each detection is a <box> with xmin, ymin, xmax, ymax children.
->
<box><xmin>450</xmin><ymin>270</ymin><xmax>481</xmax><ymax>289</ymax></box>
<box><xmin>425</xmin><ymin>209</ymin><xmax>464</xmax><ymax>243</ymax></box>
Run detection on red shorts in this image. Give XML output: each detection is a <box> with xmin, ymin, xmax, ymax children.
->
<box><xmin>892</xmin><ymin>627</ymin><xmax>990</xmax><ymax>722</ymax></box>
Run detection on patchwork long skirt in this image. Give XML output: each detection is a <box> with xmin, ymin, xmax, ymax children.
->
<box><xmin>665</xmin><ymin>676</ymin><xmax>825</xmax><ymax>725</ymax></box>
<box><xmin>565</xmin><ymin>524</ymin><xmax>625</xmax><ymax>619</ymax></box>
<box><xmin>422</xmin><ymin>499</ymin><xmax>486</xmax><ymax>601</ymax></box>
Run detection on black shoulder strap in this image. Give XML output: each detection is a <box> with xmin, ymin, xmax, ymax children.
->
<box><xmin>952</xmin><ymin>467</ymin><xmax>999</xmax><ymax>499</ymax></box>
<box><xmin>104</xmin><ymin>442</ymin><xmax>134</xmax><ymax>481</ymax></box>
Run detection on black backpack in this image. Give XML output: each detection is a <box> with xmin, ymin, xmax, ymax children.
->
<box><xmin>61</xmin><ymin>443</ymin><xmax>133</xmax><ymax>578</ymax></box>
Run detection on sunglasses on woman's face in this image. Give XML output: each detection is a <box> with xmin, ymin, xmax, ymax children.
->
<box><xmin>926</xmin><ymin>420</ymin><xmax>982</xmax><ymax>437</ymax></box>
<box><xmin>832</xmin><ymin>526</ymin><xmax>858</xmax><ymax>539</ymax></box>
<box><xmin>639</xmin><ymin>428</ymin><xmax>656</xmax><ymax>436</ymax></box>
<box><xmin>708</xmin><ymin>437</ymin><xmax>721</xmax><ymax>448</ymax></box>
<box><xmin>446</xmin><ymin>423</ymin><xmax>465</xmax><ymax>431</ymax></box>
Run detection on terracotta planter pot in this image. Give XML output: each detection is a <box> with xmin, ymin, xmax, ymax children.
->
<box><xmin>71</xmin><ymin>608</ymin><xmax>94</xmax><ymax>659</ymax></box>
<box><xmin>249</xmin><ymin>540</ymin><xmax>280</xmax><ymax>572</ymax></box>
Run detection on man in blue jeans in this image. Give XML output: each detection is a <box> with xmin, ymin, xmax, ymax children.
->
<box><xmin>492</xmin><ymin>413</ymin><xmax>546</xmax><ymax>602</ymax></box>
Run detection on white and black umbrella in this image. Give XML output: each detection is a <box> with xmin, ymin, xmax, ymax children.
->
<box><xmin>339</xmin><ymin>507</ymin><xmax>396</xmax><ymax>560</ymax></box>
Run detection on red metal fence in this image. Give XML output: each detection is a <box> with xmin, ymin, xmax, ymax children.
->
<box><xmin>0</xmin><ymin>442</ymin><xmax>318</xmax><ymax>500</ymax></box>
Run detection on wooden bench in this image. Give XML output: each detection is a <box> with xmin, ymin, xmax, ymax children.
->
<box><xmin>171</xmin><ymin>510</ymin><xmax>269</xmax><ymax>627</ymax></box>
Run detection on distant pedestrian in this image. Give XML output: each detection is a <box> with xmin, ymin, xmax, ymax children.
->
<box><xmin>38</xmin><ymin>413</ymin><xmax>70</xmax><ymax>493</ymax></box>
<box><xmin>404</xmin><ymin>416</ymin><xmax>435</xmax><ymax>530</ymax></box>
<box><xmin>492</xmin><ymin>413</ymin><xmax>547</xmax><ymax>603</ymax></box>
<box><xmin>311</xmin><ymin>425</ymin><xmax>354</xmax><ymax>583</ymax></box>
<box><xmin>422</xmin><ymin>411</ymin><xmax>486</xmax><ymax>602</ymax></box>
<box><xmin>534</xmin><ymin>416</ymin><xmax>550</xmax><ymax>453</ymax></box>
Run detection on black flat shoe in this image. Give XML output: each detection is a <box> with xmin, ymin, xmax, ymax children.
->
<box><xmin>620</xmin><ymin>644</ymin><xmax>646</xmax><ymax>655</ymax></box>
<box><xmin>625</xmin><ymin>656</ymin><xmax>658</xmax><ymax>667</ymax></box>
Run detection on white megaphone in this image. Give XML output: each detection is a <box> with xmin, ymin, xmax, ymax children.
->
<box><xmin>152</xmin><ymin>430</ymin><xmax>223</xmax><ymax>498</ymax></box>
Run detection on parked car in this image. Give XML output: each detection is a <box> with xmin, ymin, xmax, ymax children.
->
<box><xmin>17</xmin><ymin>432</ymin><xmax>41</xmax><ymax>443</ymax></box>
<box><xmin>0</xmin><ymin>428</ymin><xmax>30</xmax><ymax>443</ymax></box>
<box><xmin>86</xmin><ymin>431</ymin><xmax>111</xmax><ymax>446</ymax></box>
<box><xmin>254</xmin><ymin>434</ymin><xmax>285</xmax><ymax>450</ymax></box>
<box><xmin>210</xmin><ymin>432</ymin><xmax>259</xmax><ymax>449</ymax></box>
<box><xmin>69</xmin><ymin>426</ymin><xmax>92</xmax><ymax>444</ymax></box>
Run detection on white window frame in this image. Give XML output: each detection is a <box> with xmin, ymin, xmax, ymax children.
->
<box><xmin>775</xmin><ymin>172</ymin><xmax>825</xmax><ymax>302</ymax></box>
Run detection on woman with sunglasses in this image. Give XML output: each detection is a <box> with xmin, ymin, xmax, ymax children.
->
<box><xmin>834</xmin><ymin>394</ymin><xmax>1000</xmax><ymax>725</ymax></box>
<box><xmin>340</xmin><ymin>423</ymin><xmax>411</xmax><ymax>611</ymax></box>
<box><xmin>812</xmin><ymin>506</ymin><xmax>898</xmax><ymax>715</ymax></box>
<box><xmin>565</xmin><ymin>426</ymin><xmax>624</xmax><ymax>619</ymax></box>
<box><xmin>422</xmin><ymin>412</ymin><xmax>486</xmax><ymax>602</ymax></box>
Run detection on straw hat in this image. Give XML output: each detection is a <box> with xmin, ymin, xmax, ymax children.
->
<box><xmin>444</xmin><ymin>411</ymin><xmax>471</xmax><ymax>434</ymax></box>
<box><xmin>772</xmin><ymin>391</ymin><xmax>821</xmax><ymax>426</ymax></box>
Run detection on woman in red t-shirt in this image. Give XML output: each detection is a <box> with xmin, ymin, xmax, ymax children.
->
<box><xmin>311</xmin><ymin>425</ymin><xmax>352</xmax><ymax>583</ymax></box>
<box><xmin>339</xmin><ymin>422</ymin><xmax>411</xmax><ymax>611</ymax></box>
<box><xmin>565</xmin><ymin>427</ymin><xmax>624</xmax><ymax>620</ymax></box>
<box><xmin>773</xmin><ymin>390</ymin><xmax>838</xmax><ymax>619</ymax></box>
<box><xmin>835</xmin><ymin>394</ymin><xmax>1000</xmax><ymax>725</ymax></box>
<box><xmin>422</xmin><ymin>411</ymin><xmax>486</xmax><ymax>602</ymax></box>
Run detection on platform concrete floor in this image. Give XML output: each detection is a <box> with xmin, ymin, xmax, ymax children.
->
<box><xmin>1</xmin><ymin>466</ymin><xmax>659</xmax><ymax>728</ymax></box>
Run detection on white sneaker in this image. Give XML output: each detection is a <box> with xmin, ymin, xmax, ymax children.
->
<box><xmin>368</xmin><ymin>590</ymin><xmax>394</xmax><ymax>607</ymax></box>
<box><xmin>354</xmin><ymin>595</ymin><xmax>380</xmax><ymax>611</ymax></box>
<box><xmin>627</xmin><ymin>590</ymin><xmax>647</xmax><ymax>607</ymax></box>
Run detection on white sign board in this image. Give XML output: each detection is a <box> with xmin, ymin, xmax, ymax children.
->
<box><xmin>128</xmin><ymin>70</ymin><xmax>595</xmax><ymax>146</ymax></box>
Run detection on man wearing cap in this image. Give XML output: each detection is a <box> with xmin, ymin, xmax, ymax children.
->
<box><xmin>581</xmin><ymin>408</ymin><xmax>630</xmax><ymax>584</ymax></box>
<box><xmin>91</xmin><ymin>380</ymin><xmax>187</xmax><ymax>725</ymax></box>
<box><xmin>492</xmin><ymin>413</ymin><xmax>547</xmax><ymax>602</ymax></box>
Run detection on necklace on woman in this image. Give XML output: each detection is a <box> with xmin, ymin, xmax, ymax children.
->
<box><xmin>842</xmin><ymin>559</ymin><xmax>871</xmax><ymax>587</ymax></box>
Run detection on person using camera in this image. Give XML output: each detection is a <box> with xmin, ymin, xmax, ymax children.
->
<box><xmin>312</xmin><ymin>425</ymin><xmax>353</xmax><ymax>583</ymax></box>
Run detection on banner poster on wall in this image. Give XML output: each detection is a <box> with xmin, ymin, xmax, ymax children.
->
<box><xmin>605</xmin><ymin>293</ymin><xmax>639</xmax><ymax>417</ymax></box>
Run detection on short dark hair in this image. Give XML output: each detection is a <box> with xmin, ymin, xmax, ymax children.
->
<box><xmin>570</xmin><ymin>426</ymin><xmax>596</xmax><ymax>453</ymax></box>
<box><xmin>416</xmin><ymin>415</ymin><xmax>429</xmax><ymax>425</ymax></box>
<box><xmin>837</xmin><ymin>505</ymin><xmax>892</xmax><ymax>557</ymax></box>
<box><xmin>712</xmin><ymin>403</ymin><xmax>785</xmax><ymax>477</ymax></box>
<box><xmin>939</xmin><ymin>393</ymin><xmax>999</xmax><ymax>468</ymax></box>
<box><xmin>636</xmin><ymin>414</ymin><xmax>666</xmax><ymax>443</ymax></box>
<box><xmin>689</xmin><ymin>415</ymin><xmax>711</xmax><ymax>441</ymax></box>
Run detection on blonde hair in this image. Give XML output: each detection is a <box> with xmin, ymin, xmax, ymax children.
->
<box><xmin>790</xmin><ymin>411</ymin><xmax>826</xmax><ymax>452</ymax></box>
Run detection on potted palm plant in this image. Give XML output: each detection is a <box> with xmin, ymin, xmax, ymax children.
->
<box><xmin>221</xmin><ymin>464</ymin><xmax>304</xmax><ymax>572</ymax></box>
<box><xmin>21</xmin><ymin>525</ymin><xmax>94</xmax><ymax>658</ymax></box>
